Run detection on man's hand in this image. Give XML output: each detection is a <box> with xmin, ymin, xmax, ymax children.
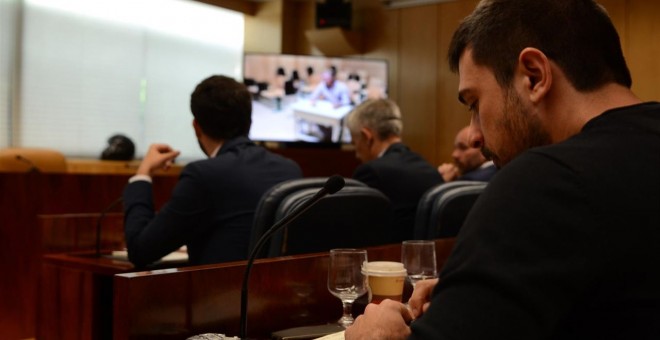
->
<box><xmin>136</xmin><ymin>143</ymin><xmax>180</xmax><ymax>176</ymax></box>
<box><xmin>438</xmin><ymin>163</ymin><xmax>459</xmax><ymax>182</ymax></box>
<box><xmin>345</xmin><ymin>299</ymin><xmax>413</xmax><ymax>340</ymax></box>
<box><xmin>407</xmin><ymin>278</ymin><xmax>439</xmax><ymax>319</ymax></box>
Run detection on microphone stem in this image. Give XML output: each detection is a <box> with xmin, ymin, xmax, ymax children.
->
<box><xmin>95</xmin><ymin>197</ymin><xmax>123</xmax><ymax>257</ymax></box>
<box><xmin>239</xmin><ymin>188</ymin><xmax>329</xmax><ymax>339</ymax></box>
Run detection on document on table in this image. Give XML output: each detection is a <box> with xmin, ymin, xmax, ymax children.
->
<box><xmin>107</xmin><ymin>247</ymin><xmax>188</xmax><ymax>263</ymax></box>
<box><xmin>314</xmin><ymin>331</ymin><xmax>344</xmax><ymax>340</ymax></box>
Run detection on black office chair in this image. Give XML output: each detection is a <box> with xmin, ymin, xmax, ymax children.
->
<box><xmin>424</xmin><ymin>183</ymin><xmax>487</xmax><ymax>239</ymax></box>
<box><xmin>249</xmin><ymin>179</ymin><xmax>395</xmax><ymax>258</ymax></box>
<box><xmin>414</xmin><ymin>181</ymin><xmax>485</xmax><ymax>239</ymax></box>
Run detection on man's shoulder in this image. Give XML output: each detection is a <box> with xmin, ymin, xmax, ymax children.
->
<box><xmin>461</xmin><ymin>163</ymin><xmax>497</xmax><ymax>182</ymax></box>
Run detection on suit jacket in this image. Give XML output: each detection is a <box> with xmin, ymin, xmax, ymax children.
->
<box><xmin>123</xmin><ymin>136</ymin><xmax>302</xmax><ymax>267</ymax></box>
<box><xmin>459</xmin><ymin>162</ymin><xmax>497</xmax><ymax>182</ymax></box>
<box><xmin>353</xmin><ymin>143</ymin><xmax>443</xmax><ymax>241</ymax></box>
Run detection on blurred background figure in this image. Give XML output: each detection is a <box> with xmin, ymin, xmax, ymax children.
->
<box><xmin>100</xmin><ymin>134</ymin><xmax>135</xmax><ymax>161</ymax></box>
<box><xmin>348</xmin><ymin>98</ymin><xmax>443</xmax><ymax>241</ymax></box>
<box><xmin>438</xmin><ymin>126</ymin><xmax>496</xmax><ymax>182</ymax></box>
<box><xmin>310</xmin><ymin>66</ymin><xmax>350</xmax><ymax>108</ymax></box>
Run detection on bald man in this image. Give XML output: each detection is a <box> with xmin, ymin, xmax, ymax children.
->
<box><xmin>438</xmin><ymin>126</ymin><xmax>496</xmax><ymax>182</ymax></box>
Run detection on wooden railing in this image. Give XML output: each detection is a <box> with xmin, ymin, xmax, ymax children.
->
<box><xmin>38</xmin><ymin>239</ymin><xmax>455</xmax><ymax>340</ymax></box>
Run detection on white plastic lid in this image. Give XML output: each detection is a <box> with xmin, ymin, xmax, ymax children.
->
<box><xmin>362</xmin><ymin>261</ymin><xmax>407</xmax><ymax>277</ymax></box>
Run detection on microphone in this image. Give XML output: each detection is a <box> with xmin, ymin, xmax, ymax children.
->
<box><xmin>95</xmin><ymin>197</ymin><xmax>124</xmax><ymax>257</ymax></box>
<box><xmin>15</xmin><ymin>154</ymin><xmax>40</xmax><ymax>173</ymax></box>
<box><xmin>239</xmin><ymin>175</ymin><xmax>345</xmax><ymax>339</ymax></box>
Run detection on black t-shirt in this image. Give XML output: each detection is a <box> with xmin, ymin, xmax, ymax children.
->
<box><xmin>410</xmin><ymin>102</ymin><xmax>660</xmax><ymax>339</ymax></box>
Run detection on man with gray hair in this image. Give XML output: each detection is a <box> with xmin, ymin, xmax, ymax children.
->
<box><xmin>347</xmin><ymin>98</ymin><xmax>443</xmax><ymax>241</ymax></box>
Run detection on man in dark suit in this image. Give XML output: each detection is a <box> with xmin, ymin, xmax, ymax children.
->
<box><xmin>347</xmin><ymin>99</ymin><xmax>443</xmax><ymax>241</ymax></box>
<box><xmin>123</xmin><ymin>75</ymin><xmax>302</xmax><ymax>268</ymax></box>
<box><xmin>438</xmin><ymin>125</ymin><xmax>497</xmax><ymax>182</ymax></box>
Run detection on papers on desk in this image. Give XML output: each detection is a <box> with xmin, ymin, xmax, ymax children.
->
<box><xmin>107</xmin><ymin>248</ymin><xmax>188</xmax><ymax>263</ymax></box>
<box><xmin>314</xmin><ymin>331</ymin><xmax>345</xmax><ymax>340</ymax></box>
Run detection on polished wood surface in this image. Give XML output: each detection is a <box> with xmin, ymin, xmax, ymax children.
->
<box><xmin>66</xmin><ymin>158</ymin><xmax>183</xmax><ymax>175</ymax></box>
<box><xmin>39</xmin><ymin>213</ymin><xmax>125</xmax><ymax>254</ymax></box>
<box><xmin>270</xmin><ymin>147</ymin><xmax>360</xmax><ymax>178</ymax></box>
<box><xmin>114</xmin><ymin>239</ymin><xmax>455</xmax><ymax>339</ymax></box>
<box><xmin>39</xmin><ymin>251</ymin><xmax>190</xmax><ymax>340</ymax></box>
<box><xmin>0</xmin><ymin>172</ymin><xmax>178</xmax><ymax>339</ymax></box>
<box><xmin>2</xmin><ymin>151</ymin><xmax>358</xmax><ymax>338</ymax></box>
<box><xmin>38</xmin><ymin>239</ymin><xmax>454</xmax><ymax>340</ymax></box>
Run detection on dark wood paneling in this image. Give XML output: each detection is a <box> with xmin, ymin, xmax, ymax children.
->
<box><xmin>0</xmin><ymin>172</ymin><xmax>178</xmax><ymax>339</ymax></box>
<box><xmin>113</xmin><ymin>239</ymin><xmax>455</xmax><ymax>339</ymax></box>
<box><xmin>38</xmin><ymin>239</ymin><xmax>454</xmax><ymax>339</ymax></box>
<box><xmin>271</xmin><ymin>147</ymin><xmax>361</xmax><ymax>177</ymax></box>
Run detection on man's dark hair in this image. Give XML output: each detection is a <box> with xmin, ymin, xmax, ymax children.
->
<box><xmin>190</xmin><ymin>75</ymin><xmax>252</xmax><ymax>140</ymax></box>
<box><xmin>101</xmin><ymin>134</ymin><xmax>135</xmax><ymax>161</ymax></box>
<box><xmin>448</xmin><ymin>0</ymin><xmax>632</xmax><ymax>91</ymax></box>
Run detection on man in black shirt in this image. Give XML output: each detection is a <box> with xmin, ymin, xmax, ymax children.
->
<box><xmin>346</xmin><ymin>0</ymin><xmax>660</xmax><ymax>339</ymax></box>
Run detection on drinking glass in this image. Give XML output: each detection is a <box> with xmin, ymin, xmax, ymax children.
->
<box><xmin>401</xmin><ymin>240</ymin><xmax>437</xmax><ymax>288</ymax></box>
<box><xmin>327</xmin><ymin>249</ymin><xmax>369</xmax><ymax>328</ymax></box>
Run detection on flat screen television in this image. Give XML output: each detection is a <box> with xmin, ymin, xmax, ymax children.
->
<box><xmin>243</xmin><ymin>53</ymin><xmax>388</xmax><ymax>145</ymax></box>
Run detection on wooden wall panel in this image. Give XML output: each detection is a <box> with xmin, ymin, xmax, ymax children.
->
<box><xmin>397</xmin><ymin>5</ymin><xmax>439</xmax><ymax>165</ymax></box>
<box><xmin>361</xmin><ymin>8</ymin><xmax>400</xmax><ymax>104</ymax></box>
<box><xmin>245</xmin><ymin>0</ymin><xmax>284</xmax><ymax>53</ymax></box>
<box><xmin>626</xmin><ymin>0</ymin><xmax>660</xmax><ymax>101</ymax></box>
<box><xmin>0</xmin><ymin>173</ymin><xmax>177</xmax><ymax>339</ymax></box>
<box><xmin>435</xmin><ymin>0</ymin><xmax>480</xmax><ymax>165</ymax></box>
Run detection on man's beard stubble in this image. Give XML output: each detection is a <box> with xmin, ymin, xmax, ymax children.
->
<box><xmin>485</xmin><ymin>89</ymin><xmax>552</xmax><ymax>168</ymax></box>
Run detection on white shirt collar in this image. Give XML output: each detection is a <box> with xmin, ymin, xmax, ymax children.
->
<box><xmin>479</xmin><ymin>160</ymin><xmax>495</xmax><ymax>169</ymax></box>
<box><xmin>209</xmin><ymin>144</ymin><xmax>222</xmax><ymax>158</ymax></box>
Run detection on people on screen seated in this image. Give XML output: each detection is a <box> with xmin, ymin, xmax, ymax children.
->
<box><xmin>284</xmin><ymin>70</ymin><xmax>300</xmax><ymax>95</ymax></box>
<box><xmin>347</xmin><ymin>99</ymin><xmax>443</xmax><ymax>241</ymax></box>
<box><xmin>437</xmin><ymin>125</ymin><xmax>496</xmax><ymax>182</ymax></box>
<box><xmin>310</xmin><ymin>66</ymin><xmax>351</xmax><ymax>108</ymax></box>
<box><xmin>261</xmin><ymin>67</ymin><xmax>287</xmax><ymax>104</ymax></box>
<box><xmin>346</xmin><ymin>0</ymin><xmax>660</xmax><ymax>339</ymax></box>
<box><xmin>122</xmin><ymin>75</ymin><xmax>302</xmax><ymax>267</ymax></box>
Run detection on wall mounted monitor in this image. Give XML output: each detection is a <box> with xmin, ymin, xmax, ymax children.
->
<box><xmin>243</xmin><ymin>53</ymin><xmax>388</xmax><ymax>145</ymax></box>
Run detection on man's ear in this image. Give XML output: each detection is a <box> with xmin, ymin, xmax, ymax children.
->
<box><xmin>517</xmin><ymin>47</ymin><xmax>552</xmax><ymax>103</ymax></box>
<box><xmin>192</xmin><ymin>119</ymin><xmax>202</xmax><ymax>138</ymax></box>
<box><xmin>361</xmin><ymin>127</ymin><xmax>374</xmax><ymax>145</ymax></box>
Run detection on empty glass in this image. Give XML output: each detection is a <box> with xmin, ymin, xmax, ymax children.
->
<box><xmin>401</xmin><ymin>240</ymin><xmax>437</xmax><ymax>288</ymax></box>
<box><xmin>327</xmin><ymin>249</ymin><xmax>369</xmax><ymax>328</ymax></box>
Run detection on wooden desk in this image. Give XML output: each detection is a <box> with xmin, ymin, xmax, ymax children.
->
<box><xmin>38</xmin><ymin>239</ymin><xmax>455</xmax><ymax>340</ymax></box>
<box><xmin>0</xmin><ymin>172</ymin><xmax>178</xmax><ymax>339</ymax></box>
<box><xmin>66</xmin><ymin>158</ymin><xmax>183</xmax><ymax>175</ymax></box>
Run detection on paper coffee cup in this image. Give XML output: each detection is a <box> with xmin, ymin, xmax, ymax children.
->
<box><xmin>362</xmin><ymin>261</ymin><xmax>407</xmax><ymax>304</ymax></box>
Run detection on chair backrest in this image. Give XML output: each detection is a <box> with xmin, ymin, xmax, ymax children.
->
<box><xmin>414</xmin><ymin>181</ymin><xmax>484</xmax><ymax>239</ymax></box>
<box><xmin>249</xmin><ymin>181</ymin><xmax>396</xmax><ymax>258</ymax></box>
<box><xmin>0</xmin><ymin>147</ymin><xmax>67</xmax><ymax>173</ymax></box>
<box><xmin>268</xmin><ymin>186</ymin><xmax>396</xmax><ymax>257</ymax></box>
<box><xmin>249</xmin><ymin>177</ymin><xmax>367</xmax><ymax>257</ymax></box>
<box><xmin>428</xmin><ymin>183</ymin><xmax>487</xmax><ymax>239</ymax></box>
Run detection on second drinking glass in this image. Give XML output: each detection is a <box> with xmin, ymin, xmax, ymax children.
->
<box><xmin>401</xmin><ymin>240</ymin><xmax>437</xmax><ymax>288</ymax></box>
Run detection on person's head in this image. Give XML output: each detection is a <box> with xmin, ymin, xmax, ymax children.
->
<box><xmin>322</xmin><ymin>66</ymin><xmax>338</xmax><ymax>87</ymax></box>
<box><xmin>100</xmin><ymin>134</ymin><xmax>135</xmax><ymax>161</ymax></box>
<box><xmin>451</xmin><ymin>126</ymin><xmax>487</xmax><ymax>174</ymax></box>
<box><xmin>190</xmin><ymin>75</ymin><xmax>252</xmax><ymax>143</ymax></box>
<box><xmin>448</xmin><ymin>0</ymin><xmax>632</xmax><ymax>167</ymax></box>
<box><xmin>347</xmin><ymin>98</ymin><xmax>403</xmax><ymax>163</ymax></box>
